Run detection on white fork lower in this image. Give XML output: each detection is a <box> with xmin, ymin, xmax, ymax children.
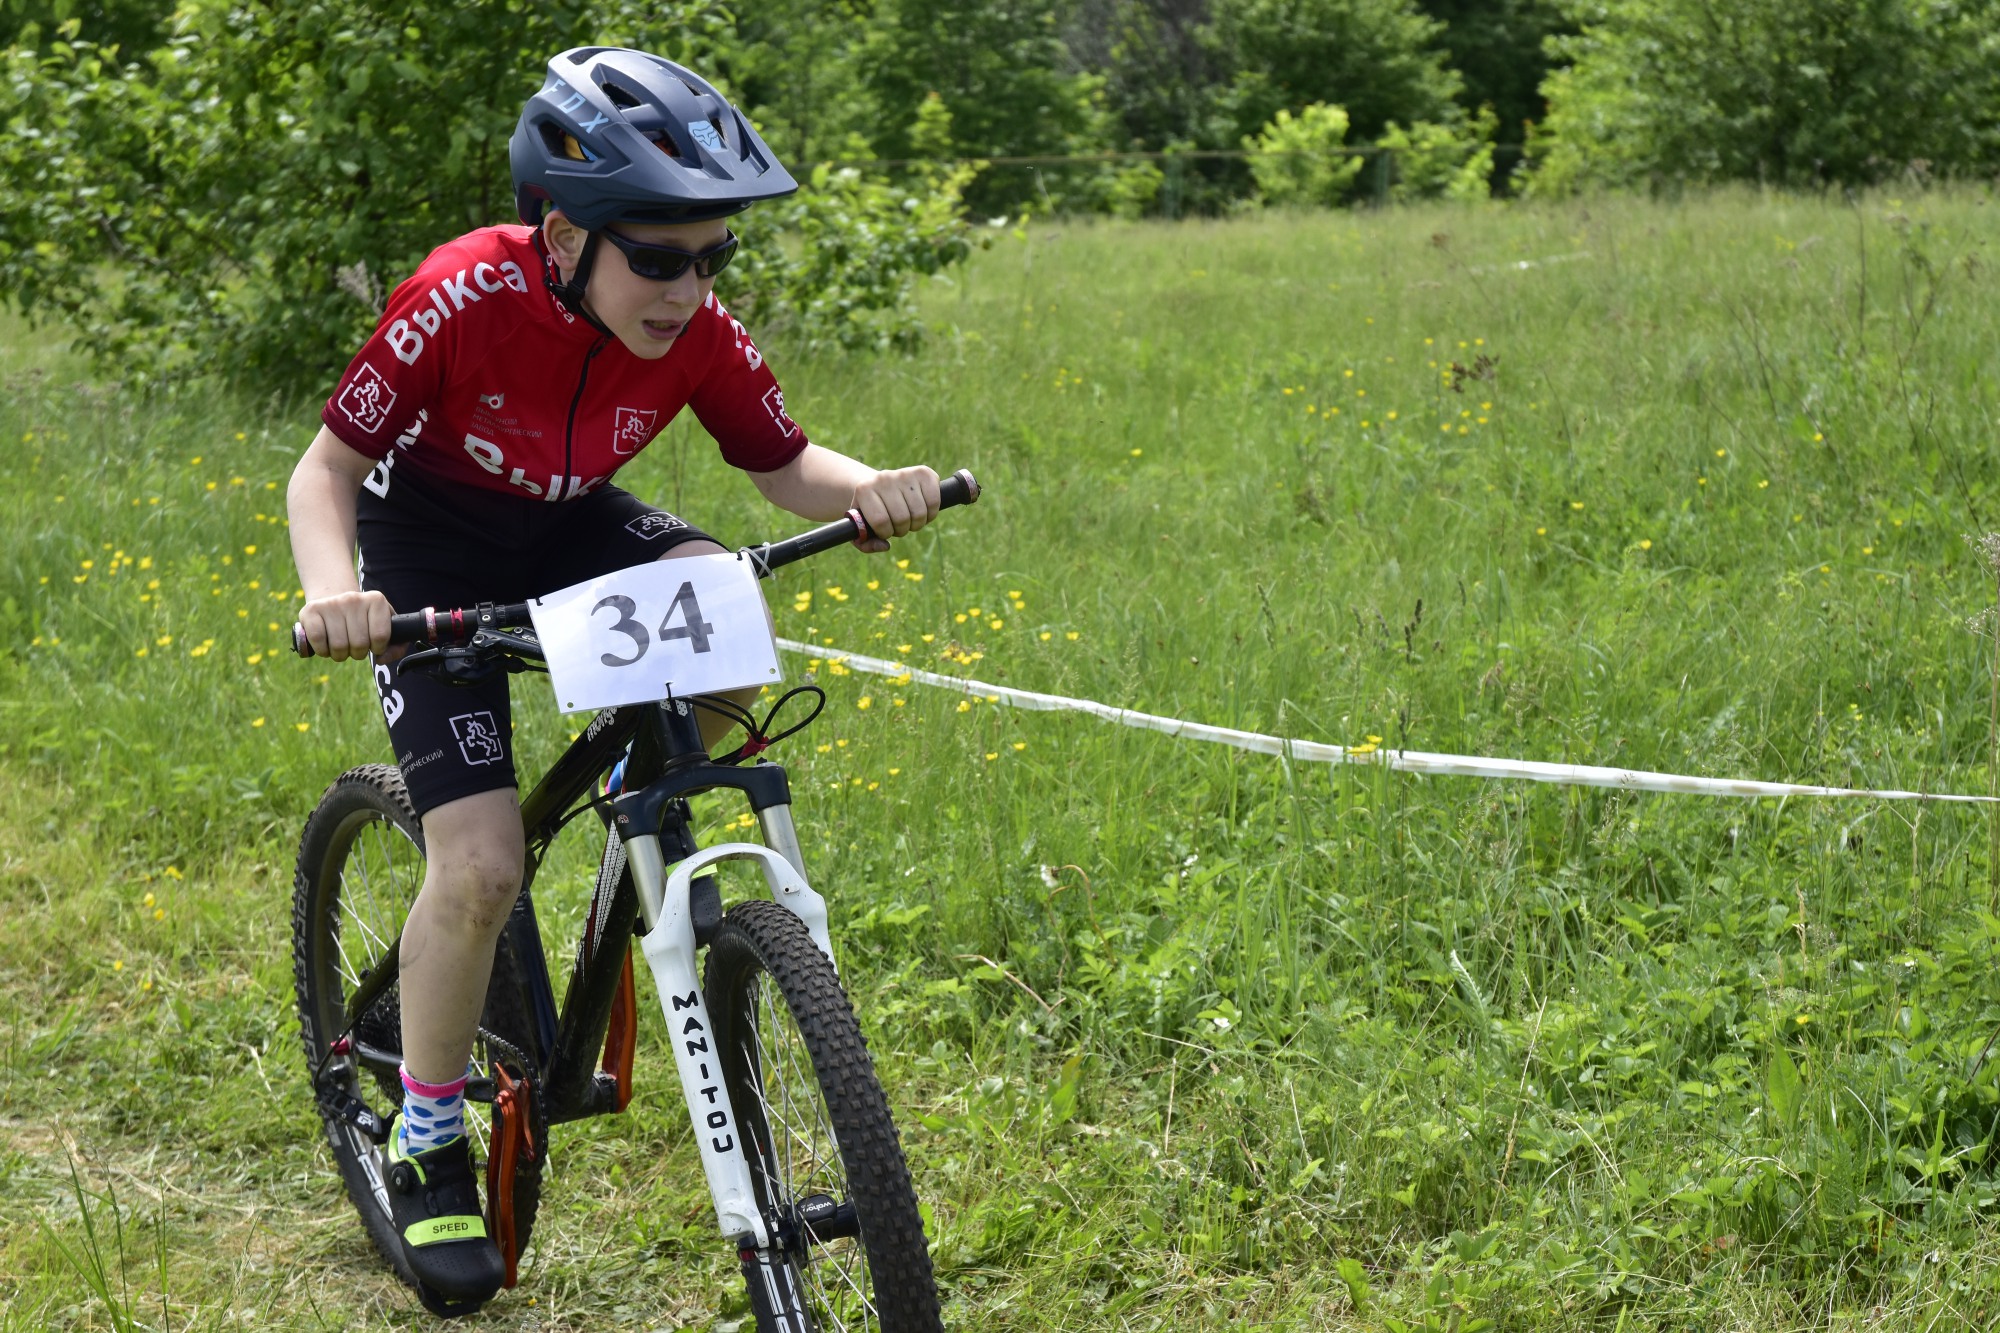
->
<box><xmin>620</xmin><ymin>820</ymin><xmax>836</xmax><ymax>1249</ymax></box>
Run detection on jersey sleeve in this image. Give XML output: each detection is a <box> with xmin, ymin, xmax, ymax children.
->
<box><xmin>686</xmin><ymin>296</ymin><xmax>810</xmax><ymax>473</ymax></box>
<box><xmin>321</xmin><ymin>239</ymin><xmax>499</xmax><ymax>458</ymax></box>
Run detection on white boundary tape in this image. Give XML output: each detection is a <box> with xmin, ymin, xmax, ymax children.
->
<box><xmin>777</xmin><ymin>639</ymin><xmax>1995</xmax><ymax>805</ymax></box>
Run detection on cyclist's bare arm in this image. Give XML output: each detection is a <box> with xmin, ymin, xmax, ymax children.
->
<box><xmin>748</xmin><ymin>443</ymin><xmax>940</xmax><ymax>554</ymax></box>
<box><xmin>288</xmin><ymin>425</ymin><xmax>393</xmax><ymax>662</ymax></box>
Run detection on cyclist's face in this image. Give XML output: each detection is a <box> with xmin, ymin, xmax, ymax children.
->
<box><xmin>546</xmin><ymin>214</ymin><xmax>728</xmax><ymax>359</ymax></box>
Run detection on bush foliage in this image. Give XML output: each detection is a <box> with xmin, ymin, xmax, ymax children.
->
<box><xmin>1530</xmin><ymin>0</ymin><xmax>2000</xmax><ymax>193</ymax></box>
<box><xmin>1243</xmin><ymin>103</ymin><xmax>1366</xmax><ymax>207</ymax></box>
<box><xmin>729</xmin><ymin>162</ymin><xmax>977</xmax><ymax>354</ymax></box>
<box><xmin>1</xmin><ymin>2</ymin><xmax>728</xmax><ymax>387</ymax></box>
<box><xmin>0</xmin><ymin>3</ymin><xmax>973</xmax><ymax>388</ymax></box>
<box><xmin>1380</xmin><ymin>105</ymin><xmax>1497</xmax><ymax>202</ymax></box>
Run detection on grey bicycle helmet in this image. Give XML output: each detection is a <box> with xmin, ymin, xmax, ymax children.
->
<box><xmin>510</xmin><ymin>47</ymin><xmax>797</xmax><ymax>229</ymax></box>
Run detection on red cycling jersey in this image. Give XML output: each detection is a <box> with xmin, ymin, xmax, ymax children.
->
<box><xmin>321</xmin><ymin>225</ymin><xmax>807</xmax><ymax>504</ymax></box>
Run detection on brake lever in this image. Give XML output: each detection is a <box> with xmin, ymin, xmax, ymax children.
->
<box><xmin>396</xmin><ymin>628</ymin><xmax>545</xmax><ymax>686</ymax></box>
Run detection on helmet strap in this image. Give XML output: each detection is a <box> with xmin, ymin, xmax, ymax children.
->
<box><xmin>543</xmin><ymin>228</ymin><xmax>614</xmax><ymax>338</ymax></box>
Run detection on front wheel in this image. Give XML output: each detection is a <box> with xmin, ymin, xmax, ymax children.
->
<box><xmin>705</xmin><ymin>900</ymin><xmax>942</xmax><ymax>1332</ymax></box>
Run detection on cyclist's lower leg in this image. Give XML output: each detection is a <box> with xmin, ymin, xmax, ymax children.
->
<box><xmin>385</xmin><ymin>786</ymin><xmax>525</xmax><ymax>1305</ymax></box>
<box><xmin>399</xmin><ymin>787</ymin><xmax>527</xmax><ymax>1085</ymax></box>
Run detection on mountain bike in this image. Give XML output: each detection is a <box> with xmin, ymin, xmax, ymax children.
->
<box><xmin>291</xmin><ymin>471</ymin><xmax>979</xmax><ymax>1327</ymax></box>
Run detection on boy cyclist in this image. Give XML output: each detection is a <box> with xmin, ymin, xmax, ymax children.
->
<box><xmin>288</xmin><ymin>47</ymin><xmax>940</xmax><ymax>1308</ymax></box>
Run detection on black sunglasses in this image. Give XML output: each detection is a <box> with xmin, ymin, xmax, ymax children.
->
<box><xmin>597</xmin><ymin>228</ymin><xmax>739</xmax><ymax>282</ymax></box>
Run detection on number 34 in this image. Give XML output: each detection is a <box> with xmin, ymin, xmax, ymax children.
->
<box><xmin>593</xmin><ymin>582</ymin><xmax>716</xmax><ymax>667</ymax></box>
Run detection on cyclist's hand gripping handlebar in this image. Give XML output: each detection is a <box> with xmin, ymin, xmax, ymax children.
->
<box><xmin>292</xmin><ymin>468</ymin><xmax>981</xmax><ymax>658</ymax></box>
<box><xmin>739</xmin><ymin>467</ymin><xmax>979</xmax><ymax>576</ymax></box>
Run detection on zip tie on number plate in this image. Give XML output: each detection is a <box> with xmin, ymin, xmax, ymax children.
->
<box><xmin>775</xmin><ymin>639</ymin><xmax>1997</xmax><ymax>805</ymax></box>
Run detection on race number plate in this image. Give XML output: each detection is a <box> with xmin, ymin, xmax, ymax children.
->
<box><xmin>529</xmin><ymin>554</ymin><xmax>781</xmax><ymax>714</ymax></box>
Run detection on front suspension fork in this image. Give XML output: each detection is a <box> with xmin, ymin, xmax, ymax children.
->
<box><xmin>619</xmin><ymin>802</ymin><xmax>834</xmax><ymax>1253</ymax></box>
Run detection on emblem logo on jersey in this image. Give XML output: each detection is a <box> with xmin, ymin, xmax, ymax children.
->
<box><xmin>688</xmin><ymin>120</ymin><xmax>725</xmax><ymax>153</ymax></box>
<box><xmin>336</xmin><ymin>363</ymin><xmax>398</xmax><ymax>435</ymax></box>
<box><xmin>612</xmin><ymin>406</ymin><xmax>658</xmax><ymax>456</ymax></box>
<box><xmin>478</xmin><ymin>392</ymin><xmax>505</xmax><ymax>410</ymax></box>
<box><xmin>625</xmin><ymin>512</ymin><xmax>689</xmax><ymax>541</ymax></box>
<box><xmin>449</xmin><ymin>711</ymin><xmax>505</xmax><ymax>766</ymax></box>
<box><xmin>761</xmin><ymin>385</ymin><xmax>800</xmax><ymax>439</ymax></box>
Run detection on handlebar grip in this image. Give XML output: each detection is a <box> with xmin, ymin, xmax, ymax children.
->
<box><xmin>291</xmin><ymin>609</ymin><xmax>436</xmax><ymax>658</ymax></box>
<box><xmin>939</xmin><ymin>468</ymin><xmax>981</xmax><ymax>510</ymax></box>
<box><xmin>850</xmin><ymin>468</ymin><xmax>981</xmax><ymax>541</ymax></box>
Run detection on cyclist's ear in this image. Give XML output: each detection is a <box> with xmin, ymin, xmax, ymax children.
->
<box><xmin>543</xmin><ymin>210</ymin><xmax>587</xmax><ymax>270</ymax></box>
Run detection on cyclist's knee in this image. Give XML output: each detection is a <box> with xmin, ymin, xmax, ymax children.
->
<box><xmin>421</xmin><ymin>789</ymin><xmax>525</xmax><ymax>928</ymax></box>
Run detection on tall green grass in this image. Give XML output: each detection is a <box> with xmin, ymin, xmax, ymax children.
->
<box><xmin>5</xmin><ymin>188</ymin><xmax>2000</xmax><ymax>1328</ymax></box>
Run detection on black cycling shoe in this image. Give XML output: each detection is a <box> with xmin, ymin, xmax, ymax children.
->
<box><xmin>385</xmin><ymin>1132</ymin><xmax>506</xmax><ymax>1313</ymax></box>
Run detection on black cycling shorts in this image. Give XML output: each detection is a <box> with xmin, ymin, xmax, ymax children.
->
<box><xmin>357</xmin><ymin>471</ymin><xmax>716</xmax><ymax>817</ymax></box>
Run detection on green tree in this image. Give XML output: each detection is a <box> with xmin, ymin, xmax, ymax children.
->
<box><xmin>1412</xmin><ymin>0</ymin><xmax>1567</xmax><ymax>143</ymax></box>
<box><xmin>1</xmin><ymin>1</ymin><xmax>730</xmax><ymax>387</ymax></box>
<box><xmin>0</xmin><ymin>0</ymin><xmax>164</xmax><ymax>53</ymax></box>
<box><xmin>0</xmin><ymin>1</ymin><xmax>983</xmax><ymax>386</ymax></box>
<box><xmin>1211</xmin><ymin>0</ymin><xmax>1461</xmax><ymax>144</ymax></box>
<box><xmin>857</xmin><ymin>0</ymin><xmax>1101</xmax><ymax>162</ymax></box>
<box><xmin>716</xmin><ymin>0</ymin><xmax>875</xmax><ymax>166</ymax></box>
<box><xmin>1070</xmin><ymin>0</ymin><xmax>1223</xmax><ymax>150</ymax></box>
<box><xmin>1529</xmin><ymin>0</ymin><xmax>2000</xmax><ymax>193</ymax></box>
<box><xmin>1412</xmin><ymin>0</ymin><xmax>1568</xmax><ymax>187</ymax></box>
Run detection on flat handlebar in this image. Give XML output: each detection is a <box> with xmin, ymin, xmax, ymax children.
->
<box><xmin>292</xmin><ymin>468</ymin><xmax>981</xmax><ymax>658</ymax></box>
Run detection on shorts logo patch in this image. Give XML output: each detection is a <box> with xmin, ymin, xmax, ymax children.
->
<box><xmin>337</xmin><ymin>363</ymin><xmax>398</xmax><ymax>435</ymax></box>
<box><xmin>761</xmin><ymin>385</ymin><xmax>799</xmax><ymax>440</ymax></box>
<box><xmin>448</xmin><ymin>712</ymin><xmax>505</xmax><ymax>766</ymax></box>
<box><xmin>625</xmin><ymin>512</ymin><xmax>689</xmax><ymax>540</ymax></box>
<box><xmin>612</xmin><ymin>406</ymin><xmax>658</xmax><ymax>457</ymax></box>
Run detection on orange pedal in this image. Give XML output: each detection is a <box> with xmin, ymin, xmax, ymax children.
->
<box><xmin>486</xmin><ymin>1064</ymin><xmax>536</xmax><ymax>1289</ymax></box>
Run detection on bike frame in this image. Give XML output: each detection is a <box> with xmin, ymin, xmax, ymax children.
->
<box><xmin>337</xmin><ymin>687</ymin><xmax>830</xmax><ymax>1252</ymax></box>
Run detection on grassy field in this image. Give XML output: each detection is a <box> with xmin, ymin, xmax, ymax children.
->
<box><xmin>5</xmin><ymin>188</ymin><xmax>2000</xmax><ymax>1330</ymax></box>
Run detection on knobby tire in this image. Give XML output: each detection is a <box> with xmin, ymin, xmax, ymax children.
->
<box><xmin>705</xmin><ymin>899</ymin><xmax>942</xmax><ymax>1332</ymax></box>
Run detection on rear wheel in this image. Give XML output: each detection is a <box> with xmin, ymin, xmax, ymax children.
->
<box><xmin>292</xmin><ymin>764</ymin><xmax>544</xmax><ymax>1312</ymax></box>
<box><xmin>705</xmin><ymin>899</ymin><xmax>942</xmax><ymax>1332</ymax></box>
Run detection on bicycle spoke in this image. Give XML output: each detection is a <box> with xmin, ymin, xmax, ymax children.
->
<box><xmin>349</xmin><ymin>822</ymin><xmax>391</xmax><ymax>946</ymax></box>
<box><xmin>737</xmin><ymin>974</ymin><xmax>881</xmax><ymax>1329</ymax></box>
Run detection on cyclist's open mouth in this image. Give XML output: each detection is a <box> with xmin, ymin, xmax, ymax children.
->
<box><xmin>641</xmin><ymin>318</ymin><xmax>687</xmax><ymax>342</ymax></box>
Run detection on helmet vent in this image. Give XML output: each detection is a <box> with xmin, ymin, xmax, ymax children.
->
<box><xmin>600</xmin><ymin>80</ymin><xmax>642</xmax><ymax>109</ymax></box>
